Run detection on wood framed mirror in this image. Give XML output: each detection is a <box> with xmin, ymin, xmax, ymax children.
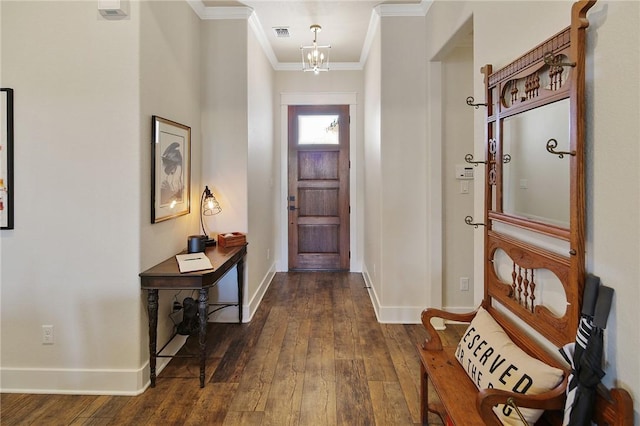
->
<box><xmin>479</xmin><ymin>1</ymin><xmax>595</xmax><ymax>346</ymax></box>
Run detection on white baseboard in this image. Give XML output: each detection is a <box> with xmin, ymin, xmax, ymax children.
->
<box><xmin>362</xmin><ymin>269</ymin><xmax>424</xmax><ymax>324</ymax></box>
<box><xmin>362</xmin><ymin>269</ymin><xmax>475</xmax><ymax>328</ymax></box>
<box><xmin>245</xmin><ymin>264</ymin><xmax>276</xmax><ymax>322</ymax></box>
<box><xmin>0</xmin><ymin>266</ymin><xmax>277</xmax><ymax>395</ymax></box>
<box><xmin>0</xmin><ymin>334</ymin><xmax>187</xmax><ymax>396</ymax></box>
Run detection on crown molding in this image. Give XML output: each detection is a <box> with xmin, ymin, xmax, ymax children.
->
<box><xmin>186</xmin><ymin>1</ymin><xmax>252</xmax><ymax>20</ymax></box>
<box><xmin>203</xmin><ymin>6</ymin><xmax>253</xmax><ymax>20</ymax></box>
<box><xmin>359</xmin><ymin>1</ymin><xmax>432</xmax><ymax>65</ymax></box>
<box><xmin>185</xmin><ymin>0</ymin><xmax>205</xmax><ymax>19</ymax></box>
<box><xmin>247</xmin><ymin>11</ymin><xmax>280</xmax><ymax>69</ymax></box>
<box><xmin>378</xmin><ymin>0</ymin><xmax>432</xmax><ymax>17</ymax></box>
<box><xmin>186</xmin><ymin>0</ymin><xmax>433</xmax><ymax>71</ymax></box>
<box><xmin>359</xmin><ymin>8</ymin><xmax>381</xmax><ymax>65</ymax></box>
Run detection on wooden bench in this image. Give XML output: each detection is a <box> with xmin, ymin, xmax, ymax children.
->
<box><xmin>418</xmin><ymin>307</ymin><xmax>633</xmax><ymax>425</ymax></box>
<box><xmin>417</xmin><ymin>1</ymin><xmax>634</xmax><ymax>424</ymax></box>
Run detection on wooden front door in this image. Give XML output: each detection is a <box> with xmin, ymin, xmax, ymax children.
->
<box><xmin>288</xmin><ymin>105</ymin><xmax>350</xmax><ymax>271</ymax></box>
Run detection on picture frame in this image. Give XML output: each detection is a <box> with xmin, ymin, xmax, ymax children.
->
<box><xmin>151</xmin><ymin>116</ymin><xmax>191</xmax><ymax>223</ymax></box>
<box><xmin>1</xmin><ymin>88</ymin><xmax>14</xmax><ymax>230</ymax></box>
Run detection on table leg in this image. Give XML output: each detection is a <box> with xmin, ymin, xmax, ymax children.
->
<box><xmin>198</xmin><ymin>288</ymin><xmax>208</xmax><ymax>388</ymax></box>
<box><xmin>237</xmin><ymin>257</ymin><xmax>244</xmax><ymax>323</ymax></box>
<box><xmin>147</xmin><ymin>289</ymin><xmax>158</xmax><ymax>387</ymax></box>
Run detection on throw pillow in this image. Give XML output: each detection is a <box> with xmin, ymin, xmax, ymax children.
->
<box><xmin>455</xmin><ymin>307</ymin><xmax>564</xmax><ymax>425</ymax></box>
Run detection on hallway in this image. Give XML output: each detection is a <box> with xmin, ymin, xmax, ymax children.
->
<box><xmin>1</xmin><ymin>272</ymin><xmax>464</xmax><ymax>425</ymax></box>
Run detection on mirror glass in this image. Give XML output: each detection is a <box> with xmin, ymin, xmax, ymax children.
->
<box><xmin>502</xmin><ymin>98</ymin><xmax>570</xmax><ymax>228</ymax></box>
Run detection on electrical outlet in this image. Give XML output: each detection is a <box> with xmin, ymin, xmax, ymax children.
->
<box><xmin>460</xmin><ymin>277</ymin><xmax>470</xmax><ymax>291</ymax></box>
<box><xmin>42</xmin><ymin>325</ymin><xmax>54</xmax><ymax>344</ymax></box>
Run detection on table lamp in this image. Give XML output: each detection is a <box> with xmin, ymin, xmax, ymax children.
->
<box><xmin>200</xmin><ymin>185</ymin><xmax>221</xmax><ymax>246</ymax></box>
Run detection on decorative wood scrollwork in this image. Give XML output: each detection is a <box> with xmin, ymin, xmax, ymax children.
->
<box><xmin>488</xmin><ymin>138</ymin><xmax>497</xmax><ymax>186</ymax></box>
<box><xmin>511</xmin><ymin>263</ymin><xmax>536</xmax><ymax>313</ymax></box>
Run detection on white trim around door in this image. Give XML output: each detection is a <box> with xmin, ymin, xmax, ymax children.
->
<box><xmin>279</xmin><ymin>92</ymin><xmax>360</xmax><ymax>272</ymax></box>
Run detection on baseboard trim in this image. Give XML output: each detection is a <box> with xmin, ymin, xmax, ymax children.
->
<box><xmin>362</xmin><ymin>269</ymin><xmax>424</xmax><ymax>324</ymax></box>
<box><xmin>0</xmin><ymin>333</ymin><xmax>186</xmax><ymax>395</ymax></box>
<box><xmin>0</xmin><ymin>266</ymin><xmax>278</xmax><ymax>395</ymax></box>
<box><xmin>246</xmin><ymin>264</ymin><xmax>276</xmax><ymax>322</ymax></box>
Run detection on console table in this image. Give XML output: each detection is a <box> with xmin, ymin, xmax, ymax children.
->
<box><xmin>139</xmin><ymin>243</ymin><xmax>247</xmax><ymax>388</ymax></box>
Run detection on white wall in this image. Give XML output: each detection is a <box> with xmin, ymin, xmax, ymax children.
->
<box><xmin>586</xmin><ymin>0</ymin><xmax>640</xmax><ymax>417</ymax></box>
<box><xmin>0</xmin><ymin>0</ymin><xmax>204</xmax><ymax>394</ymax></box>
<box><xmin>200</xmin><ymin>19</ymin><xmax>249</xmax><ymax>321</ymax></box>
<box><xmin>371</xmin><ymin>15</ymin><xmax>429</xmax><ymax>323</ymax></box>
<box><xmin>0</xmin><ymin>0</ymin><xmax>143</xmax><ymax>393</ymax></box>
<box><xmin>442</xmin><ymin>46</ymin><xmax>475</xmax><ymax>311</ymax></box>
<box><xmin>201</xmin><ymin>18</ymin><xmax>278</xmax><ymax>323</ymax></box>
<box><xmin>201</xmin><ymin>19</ymin><xmax>248</xmax><ymax>236</ymax></box>
<box><xmin>363</xmin><ymin>19</ymin><xmax>382</xmax><ymax>310</ymax></box>
<box><xmin>246</xmin><ymin>22</ymin><xmax>277</xmax><ymax>317</ymax></box>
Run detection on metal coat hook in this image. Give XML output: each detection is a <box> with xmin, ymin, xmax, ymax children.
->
<box><xmin>546</xmin><ymin>138</ymin><xmax>575</xmax><ymax>159</ymax></box>
<box><xmin>465</xmin><ymin>216</ymin><xmax>486</xmax><ymax>228</ymax></box>
<box><xmin>543</xmin><ymin>52</ymin><xmax>576</xmax><ymax>68</ymax></box>
<box><xmin>465</xmin><ymin>153</ymin><xmax>512</xmax><ymax>166</ymax></box>
<box><xmin>466</xmin><ymin>96</ymin><xmax>487</xmax><ymax>109</ymax></box>
<box><xmin>465</xmin><ymin>154</ymin><xmax>487</xmax><ymax>166</ymax></box>
<box><xmin>506</xmin><ymin>398</ymin><xmax>530</xmax><ymax>425</ymax></box>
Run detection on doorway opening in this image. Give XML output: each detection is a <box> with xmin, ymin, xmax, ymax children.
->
<box><xmin>287</xmin><ymin>105</ymin><xmax>350</xmax><ymax>271</ymax></box>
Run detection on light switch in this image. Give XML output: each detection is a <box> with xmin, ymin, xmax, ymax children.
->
<box><xmin>460</xmin><ymin>181</ymin><xmax>469</xmax><ymax>194</ymax></box>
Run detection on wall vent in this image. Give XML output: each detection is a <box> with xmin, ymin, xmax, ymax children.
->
<box><xmin>273</xmin><ymin>27</ymin><xmax>290</xmax><ymax>38</ymax></box>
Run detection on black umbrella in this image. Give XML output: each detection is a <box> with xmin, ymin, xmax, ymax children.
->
<box><xmin>560</xmin><ymin>274</ymin><xmax>613</xmax><ymax>425</ymax></box>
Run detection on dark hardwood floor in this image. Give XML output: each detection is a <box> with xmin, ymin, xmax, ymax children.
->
<box><xmin>1</xmin><ymin>272</ymin><xmax>465</xmax><ymax>425</ymax></box>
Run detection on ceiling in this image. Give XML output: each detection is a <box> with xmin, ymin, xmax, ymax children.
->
<box><xmin>190</xmin><ymin>0</ymin><xmax>428</xmax><ymax>69</ymax></box>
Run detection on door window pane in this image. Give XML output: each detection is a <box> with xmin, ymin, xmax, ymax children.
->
<box><xmin>298</xmin><ymin>115</ymin><xmax>339</xmax><ymax>145</ymax></box>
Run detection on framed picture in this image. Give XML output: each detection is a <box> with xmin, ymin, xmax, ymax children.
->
<box><xmin>1</xmin><ymin>88</ymin><xmax>14</xmax><ymax>230</ymax></box>
<box><xmin>151</xmin><ymin>116</ymin><xmax>191</xmax><ymax>223</ymax></box>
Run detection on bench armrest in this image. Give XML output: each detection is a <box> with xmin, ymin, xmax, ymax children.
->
<box><xmin>476</xmin><ymin>376</ymin><xmax>567</xmax><ymax>425</ymax></box>
<box><xmin>420</xmin><ymin>307</ymin><xmax>478</xmax><ymax>351</ymax></box>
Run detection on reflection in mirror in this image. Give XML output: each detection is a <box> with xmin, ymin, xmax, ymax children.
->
<box><xmin>493</xmin><ymin>249</ymin><xmax>567</xmax><ymax>317</ymax></box>
<box><xmin>502</xmin><ymin>98</ymin><xmax>570</xmax><ymax>228</ymax></box>
<box><xmin>298</xmin><ymin>115</ymin><xmax>339</xmax><ymax>145</ymax></box>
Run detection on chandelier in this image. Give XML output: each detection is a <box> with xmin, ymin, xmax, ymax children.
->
<box><xmin>300</xmin><ymin>24</ymin><xmax>330</xmax><ymax>74</ymax></box>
